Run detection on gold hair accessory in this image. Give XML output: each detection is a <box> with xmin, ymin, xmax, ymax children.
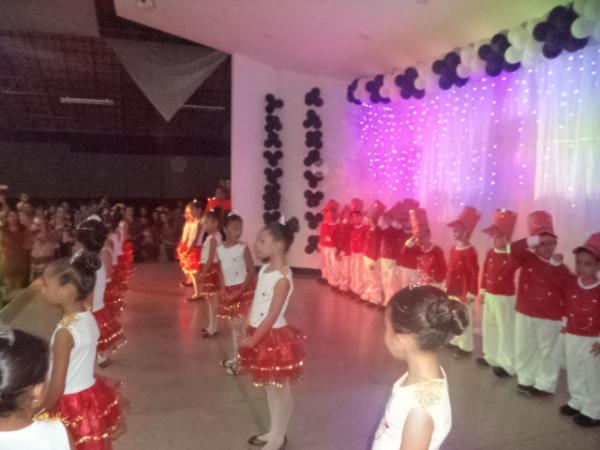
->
<box><xmin>70</xmin><ymin>249</ymin><xmax>83</xmax><ymax>265</ymax></box>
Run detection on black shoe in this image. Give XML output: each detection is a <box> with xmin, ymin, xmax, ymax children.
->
<box><xmin>476</xmin><ymin>357</ymin><xmax>490</xmax><ymax>367</ymax></box>
<box><xmin>517</xmin><ymin>384</ymin><xmax>533</xmax><ymax>397</ymax></box>
<box><xmin>248</xmin><ymin>435</ymin><xmax>267</xmax><ymax>447</ymax></box>
<box><xmin>529</xmin><ymin>387</ymin><xmax>553</xmax><ymax>398</ymax></box>
<box><xmin>492</xmin><ymin>367</ymin><xmax>510</xmax><ymax>378</ymax></box>
<box><xmin>444</xmin><ymin>343</ymin><xmax>459</xmax><ymax>350</ymax></box>
<box><xmin>559</xmin><ymin>404</ymin><xmax>580</xmax><ymax>416</ymax></box>
<box><xmin>573</xmin><ymin>414</ymin><xmax>600</xmax><ymax>427</ymax></box>
<box><xmin>453</xmin><ymin>349</ymin><xmax>472</xmax><ymax>359</ymax></box>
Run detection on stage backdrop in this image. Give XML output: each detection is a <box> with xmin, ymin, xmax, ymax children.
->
<box><xmin>232</xmin><ymin>46</ymin><xmax>600</xmax><ymax>269</ymax></box>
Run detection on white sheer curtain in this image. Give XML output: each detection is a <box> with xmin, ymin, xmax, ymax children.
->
<box><xmin>350</xmin><ymin>44</ymin><xmax>600</xmax><ymax>262</ymax></box>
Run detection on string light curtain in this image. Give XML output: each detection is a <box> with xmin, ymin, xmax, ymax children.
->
<box><xmin>352</xmin><ymin>45</ymin><xmax>600</xmax><ymax>258</ymax></box>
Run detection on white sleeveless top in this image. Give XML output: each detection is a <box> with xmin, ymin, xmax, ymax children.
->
<box><xmin>372</xmin><ymin>369</ymin><xmax>451</xmax><ymax>450</ymax></box>
<box><xmin>0</xmin><ymin>420</ymin><xmax>70</xmax><ymax>450</ymax></box>
<box><xmin>249</xmin><ymin>265</ymin><xmax>293</xmax><ymax>328</ymax></box>
<box><xmin>92</xmin><ymin>261</ymin><xmax>107</xmax><ymax>312</ymax></box>
<box><xmin>201</xmin><ymin>233</ymin><xmax>221</xmax><ymax>264</ymax></box>
<box><xmin>217</xmin><ymin>243</ymin><xmax>248</xmax><ymax>286</ymax></box>
<box><xmin>50</xmin><ymin>311</ymin><xmax>99</xmax><ymax>395</ymax></box>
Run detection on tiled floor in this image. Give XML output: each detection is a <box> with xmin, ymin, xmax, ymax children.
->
<box><xmin>5</xmin><ymin>263</ymin><xmax>600</xmax><ymax>449</ymax></box>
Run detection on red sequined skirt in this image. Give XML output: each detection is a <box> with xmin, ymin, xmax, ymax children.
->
<box><xmin>93</xmin><ymin>308</ymin><xmax>126</xmax><ymax>354</ymax></box>
<box><xmin>177</xmin><ymin>244</ymin><xmax>202</xmax><ymax>275</ymax></box>
<box><xmin>218</xmin><ymin>283</ymin><xmax>255</xmax><ymax>319</ymax></box>
<box><xmin>54</xmin><ymin>376</ymin><xmax>124</xmax><ymax>450</ymax></box>
<box><xmin>197</xmin><ymin>263</ymin><xmax>221</xmax><ymax>294</ymax></box>
<box><xmin>239</xmin><ymin>325</ymin><xmax>306</xmax><ymax>386</ymax></box>
<box><xmin>103</xmin><ymin>283</ymin><xmax>125</xmax><ymax>318</ymax></box>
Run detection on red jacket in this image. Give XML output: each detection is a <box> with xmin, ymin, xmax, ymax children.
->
<box><xmin>350</xmin><ymin>224</ymin><xmax>368</xmax><ymax>254</ymax></box>
<box><xmin>511</xmin><ymin>238</ymin><xmax>570</xmax><ymax>321</ymax></box>
<box><xmin>481</xmin><ymin>248</ymin><xmax>520</xmax><ymax>296</ymax></box>
<box><xmin>395</xmin><ymin>231</ymin><xmax>417</xmax><ymax>269</ymax></box>
<box><xmin>363</xmin><ymin>227</ymin><xmax>382</xmax><ymax>260</ymax></box>
<box><xmin>446</xmin><ymin>245</ymin><xmax>479</xmax><ymax>301</ymax></box>
<box><xmin>319</xmin><ymin>223</ymin><xmax>339</xmax><ymax>248</ymax></box>
<box><xmin>401</xmin><ymin>244</ymin><xmax>447</xmax><ymax>285</ymax></box>
<box><xmin>564</xmin><ymin>276</ymin><xmax>600</xmax><ymax>337</ymax></box>
<box><xmin>379</xmin><ymin>227</ymin><xmax>401</xmax><ymax>260</ymax></box>
<box><xmin>337</xmin><ymin>223</ymin><xmax>352</xmax><ymax>255</ymax></box>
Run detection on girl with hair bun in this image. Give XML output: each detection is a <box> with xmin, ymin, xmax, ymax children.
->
<box><xmin>0</xmin><ymin>326</ymin><xmax>72</xmax><ymax>449</ymax></box>
<box><xmin>372</xmin><ymin>286</ymin><xmax>468</xmax><ymax>450</ymax></box>
<box><xmin>239</xmin><ymin>217</ymin><xmax>306</xmax><ymax>450</ymax></box>
<box><xmin>40</xmin><ymin>251</ymin><xmax>124</xmax><ymax>450</ymax></box>
<box><xmin>177</xmin><ymin>201</ymin><xmax>203</xmax><ymax>299</ymax></box>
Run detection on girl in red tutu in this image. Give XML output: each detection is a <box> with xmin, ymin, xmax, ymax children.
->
<box><xmin>196</xmin><ymin>210</ymin><xmax>222</xmax><ymax>336</ymax></box>
<box><xmin>0</xmin><ymin>327</ymin><xmax>71</xmax><ymax>450</ymax></box>
<box><xmin>216</xmin><ymin>211</ymin><xmax>256</xmax><ymax>372</ymax></box>
<box><xmin>239</xmin><ymin>216</ymin><xmax>305</xmax><ymax>450</ymax></box>
<box><xmin>40</xmin><ymin>251</ymin><xmax>124</xmax><ymax>450</ymax></box>
<box><xmin>177</xmin><ymin>202</ymin><xmax>202</xmax><ymax>300</ymax></box>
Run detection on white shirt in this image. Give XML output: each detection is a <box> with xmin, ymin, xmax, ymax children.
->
<box><xmin>92</xmin><ymin>261</ymin><xmax>107</xmax><ymax>312</ymax></box>
<box><xmin>216</xmin><ymin>242</ymin><xmax>248</xmax><ymax>286</ymax></box>
<box><xmin>0</xmin><ymin>420</ymin><xmax>70</xmax><ymax>450</ymax></box>
<box><xmin>249</xmin><ymin>265</ymin><xmax>293</xmax><ymax>329</ymax></box>
<box><xmin>50</xmin><ymin>311</ymin><xmax>99</xmax><ymax>395</ymax></box>
<box><xmin>372</xmin><ymin>369</ymin><xmax>451</xmax><ymax>450</ymax></box>
<box><xmin>201</xmin><ymin>233</ymin><xmax>221</xmax><ymax>264</ymax></box>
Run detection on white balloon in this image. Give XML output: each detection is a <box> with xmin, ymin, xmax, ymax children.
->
<box><xmin>504</xmin><ymin>46</ymin><xmax>522</xmax><ymax>64</ymax></box>
<box><xmin>459</xmin><ymin>45</ymin><xmax>474</xmax><ymax>65</ymax></box>
<box><xmin>571</xmin><ymin>17</ymin><xmax>595</xmax><ymax>38</ymax></box>
<box><xmin>524</xmin><ymin>37</ymin><xmax>543</xmax><ymax>55</ymax></box>
<box><xmin>379</xmin><ymin>74</ymin><xmax>395</xmax><ymax>98</ymax></box>
<box><xmin>413</xmin><ymin>77</ymin><xmax>425</xmax><ymax>91</ymax></box>
<box><xmin>584</xmin><ymin>0</ymin><xmax>600</xmax><ymax>21</ymax></box>
<box><xmin>469</xmin><ymin>55</ymin><xmax>486</xmax><ymax>73</ymax></box>
<box><xmin>456</xmin><ymin>63</ymin><xmax>470</xmax><ymax>79</ymax></box>
<box><xmin>507</xmin><ymin>27</ymin><xmax>528</xmax><ymax>50</ymax></box>
<box><xmin>573</xmin><ymin>0</ymin><xmax>588</xmax><ymax>15</ymax></box>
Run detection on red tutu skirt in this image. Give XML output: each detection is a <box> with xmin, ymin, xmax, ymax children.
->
<box><xmin>218</xmin><ymin>283</ymin><xmax>255</xmax><ymax>319</ymax></box>
<box><xmin>198</xmin><ymin>263</ymin><xmax>221</xmax><ymax>295</ymax></box>
<box><xmin>239</xmin><ymin>325</ymin><xmax>306</xmax><ymax>386</ymax></box>
<box><xmin>103</xmin><ymin>283</ymin><xmax>125</xmax><ymax>317</ymax></box>
<box><xmin>93</xmin><ymin>308</ymin><xmax>126</xmax><ymax>354</ymax></box>
<box><xmin>54</xmin><ymin>376</ymin><xmax>124</xmax><ymax>450</ymax></box>
<box><xmin>178</xmin><ymin>244</ymin><xmax>202</xmax><ymax>275</ymax></box>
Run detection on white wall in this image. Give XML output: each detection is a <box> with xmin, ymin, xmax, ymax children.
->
<box><xmin>232</xmin><ymin>54</ymin><xmax>372</xmax><ymax>268</ymax></box>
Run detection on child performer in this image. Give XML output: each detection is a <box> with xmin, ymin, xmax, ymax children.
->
<box><xmin>337</xmin><ymin>205</ymin><xmax>353</xmax><ymax>293</ymax></box>
<box><xmin>349</xmin><ymin>198</ymin><xmax>368</xmax><ymax>298</ymax></box>
<box><xmin>217</xmin><ymin>212</ymin><xmax>256</xmax><ymax>373</ymax></box>
<box><xmin>559</xmin><ymin>232</ymin><xmax>600</xmax><ymax>428</ymax></box>
<box><xmin>400</xmin><ymin>208</ymin><xmax>446</xmax><ymax>288</ymax></box>
<box><xmin>40</xmin><ymin>251</ymin><xmax>123</xmax><ymax>449</ymax></box>
<box><xmin>362</xmin><ymin>201</ymin><xmax>386</xmax><ymax>305</ymax></box>
<box><xmin>445</xmin><ymin>206</ymin><xmax>481</xmax><ymax>358</ymax></box>
<box><xmin>197</xmin><ymin>211</ymin><xmax>222</xmax><ymax>337</ymax></box>
<box><xmin>239</xmin><ymin>217</ymin><xmax>305</xmax><ymax>450</ymax></box>
<box><xmin>372</xmin><ymin>286</ymin><xmax>468</xmax><ymax>450</ymax></box>
<box><xmin>395</xmin><ymin>199</ymin><xmax>420</xmax><ymax>290</ymax></box>
<box><xmin>512</xmin><ymin>211</ymin><xmax>570</xmax><ymax>397</ymax></box>
<box><xmin>378</xmin><ymin>204</ymin><xmax>403</xmax><ymax>306</ymax></box>
<box><xmin>0</xmin><ymin>326</ymin><xmax>71</xmax><ymax>450</ymax></box>
<box><xmin>318</xmin><ymin>199</ymin><xmax>340</xmax><ymax>287</ymax></box>
<box><xmin>477</xmin><ymin>209</ymin><xmax>520</xmax><ymax>377</ymax></box>
<box><xmin>177</xmin><ymin>202</ymin><xmax>202</xmax><ymax>299</ymax></box>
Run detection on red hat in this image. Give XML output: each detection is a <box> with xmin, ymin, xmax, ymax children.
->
<box><xmin>402</xmin><ymin>198</ymin><xmax>420</xmax><ymax>211</ymax></box>
<box><xmin>341</xmin><ymin>204</ymin><xmax>352</xmax><ymax>221</ymax></box>
<box><xmin>527</xmin><ymin>210</ymin><xmax>556</xmax><ymax>237</ymax></box>
<box><xmin>350</xmin><ymin>198</ymin><xmax>364</xmax><ymax>213</ymax></box>
<box><xmin>482</xmin><ymin>209</ymin><xmax>518</xmax><ymax>240</ymax></box>
<box><xmin>447</xmin><ymin>206</ymin><xmax>481</xmax><ymax>235</ymax></box>
<box><xmin>573</xmin><ymin>232</ymin><xmax>600</xmax><ymax>260</ymax></box>
<box><xmin>409</xmin><ymin>208</ymin><xmax>430</xmax><ymax>235</ymax></box>
<box><xmin>323</xmin><ymin>199</ymin><xmax>340</xmax><ymax>212</ymax></box>
<box><xmin>366</xmin><ymin>200</ymin><xmax>387</xmax><ymax>222</ymax></box>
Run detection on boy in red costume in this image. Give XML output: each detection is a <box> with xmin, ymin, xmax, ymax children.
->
<box><xmin>362</xmin><ymin>201</ymin><xmax>386</xmax><ymax>305</ymax></box>
<box><xmin>319</xmin><ymin>199</ymin><xmax>340</xmax><ymax>287</ymax></box>
<box><xmin>337</xmin><ymin>205</ymin><xmax>353</xmax><ymax>293</ymax></box>
<box><xmin>349</xmin><ymin>199</ymin><xmax>368</xmax><ymax>298</ymax></box>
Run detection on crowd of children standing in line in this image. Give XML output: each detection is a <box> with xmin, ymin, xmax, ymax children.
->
<box><xmin>318</xmin><ymin>197</ymin><xmax>600</xmax><ymax>431</ymax></box>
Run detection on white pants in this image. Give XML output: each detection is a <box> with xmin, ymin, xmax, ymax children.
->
<box><xmin>362</xmin><ymin>256</ymin><xmax>383</xmax><ymax>304</ymax></box>
<box><xmin>515</xmin><ymin>312</ymin><xmax>562</xmax><ymax>392</ymax></box>
<box><xmin>338</xmin><ymin>254</ymin><xmax>351</xmax><ymax>292</ymax></box>
<box><xmin>320</xmin><ymin>246</ymin><xmax>339</xmax><ymax>286</ymax></box>
<box><xmin>482</xmin><ymin>293</ymin><xmax>516</xmax><ymax>374</ymax></box>
<box><xmin>380</xmin><ymin>258</ymin><xmax>401</xmax><ymax>305</ymax></box>
<box><xmin>450</xmin><ymin>301</ymin><xmax>474</xmax><ymax>352</ymax></box>
<box><xmin>350</xmin><ymin>253</ymin><xmax>366</xmax><ymax>296</ymax></box>
<box><xmin>565</xmin><ymin>334</ymin><xmax>600</xmax><ymax>420</ymax></box>
<box><xmin>400</xmin><ymin>267</ymin><xmax>419</xmax><ymax>289</ymax></box>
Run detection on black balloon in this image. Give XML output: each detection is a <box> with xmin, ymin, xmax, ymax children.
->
<box><xmin>485</xmin><ymin>63</ymin><xmax>503</xmax><ymax>77</ymax></box>
<box><xmin>400</xmin><ymin>87</ymin><xmax>413</xmax><ymax>99</ymax></box>
<box><xmin>546</xmin><ymin>29</ymin><xmax>569</xmax><ymax>47</ymax></box>
<box><xmin>455</xmin><ymin>76</ymin><xmax>469</xmax><ymax>87</ymax></box>
<box><xmin>564</xmin><ymin>36</ymin><xmax>588</xmax><ymax>53</ymax></box>
<box><xmin>503</xmin><ymin>61</ymin><xmax>521</xmax><ymax>72</ymax></box>
<box><xmin>477</xmin><ymin>44</ymin><xmax>493</xmax><ymax>60</ymax></box>
<box><xmin>394</xmin><ymin>73</ymin><xmax>406</xmax><ymax>87</ymax></box>
<box><xmin>431</xmin><ymin>60</ymin><xmax>446</xmax><ymax>75</ymax></box>
<box><xmin>533</xmin><ymin>22</ymin><xmax>553</xmax><ymax>42</ymax></box>
<box><xmin>547</xmin><ymin>5</ymin><xmax>569</xmax><ymax>26</ymax></box>
<box><xmin>404</xmin><ymin>67</ymin><xmax>418</xmax><ymax>80</ymax></box>
<box><xmin>413</xmin><ymin>88</ymin><xmax>425</xmax><ymax>99</ymax></box>
<box><xmin>491</xmin><ymin>33</ymin><xmax>510</xmax><ymax>54</ymax></box>
<box><xmin>443</xmin><ymin>52</ymin><xmax>460</xmax><ymax>69</ymax></box>
<box><xmin>438</xmin><ymin>76</ymin><xmax>452</xmax><ymax>90</ymax></box>
<box><xmin>542</xmin><ymin>41</ymin><xmax>562</xmax><ymax>59</ymax></box>
<box><xmin>555</xmin><ymin>8</ymin><xmax>577</xmax><ymax>33</ymax></box>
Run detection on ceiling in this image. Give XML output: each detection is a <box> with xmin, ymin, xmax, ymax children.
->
<box><xmin>0</xmin><ymin>0</ymin><xmax>231</xmax><ymax>156</ymax></box>
<box><xmin>115</xmin><ymin>0</ymin><xmax>568</xmax><ymax>79</ymax></box>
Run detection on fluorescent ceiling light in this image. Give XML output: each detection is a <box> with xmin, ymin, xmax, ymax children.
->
<box><xmin>59</xmin><ymin>97</ymin><xmax>114</xmax><ymax>106</ymax></box>
<box><xmin>182</xmin><ymin>104</ymin><xmax>226</xmax><ymax>111</ymax></box>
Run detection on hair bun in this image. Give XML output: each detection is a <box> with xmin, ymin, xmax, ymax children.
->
<box><xmin>426</xmin><ymin>298</ymin><xmax>469</xmax><ymax>337</ymax></box>
<box><xmin>284</xmin><ymin>217</ymin><xmax>300</xmax><ymax>234</ymax></box>
<box><xmin>72</xmin><ymin>251</ymin><xmax>101</xmax><ymax>275</ymax></box>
